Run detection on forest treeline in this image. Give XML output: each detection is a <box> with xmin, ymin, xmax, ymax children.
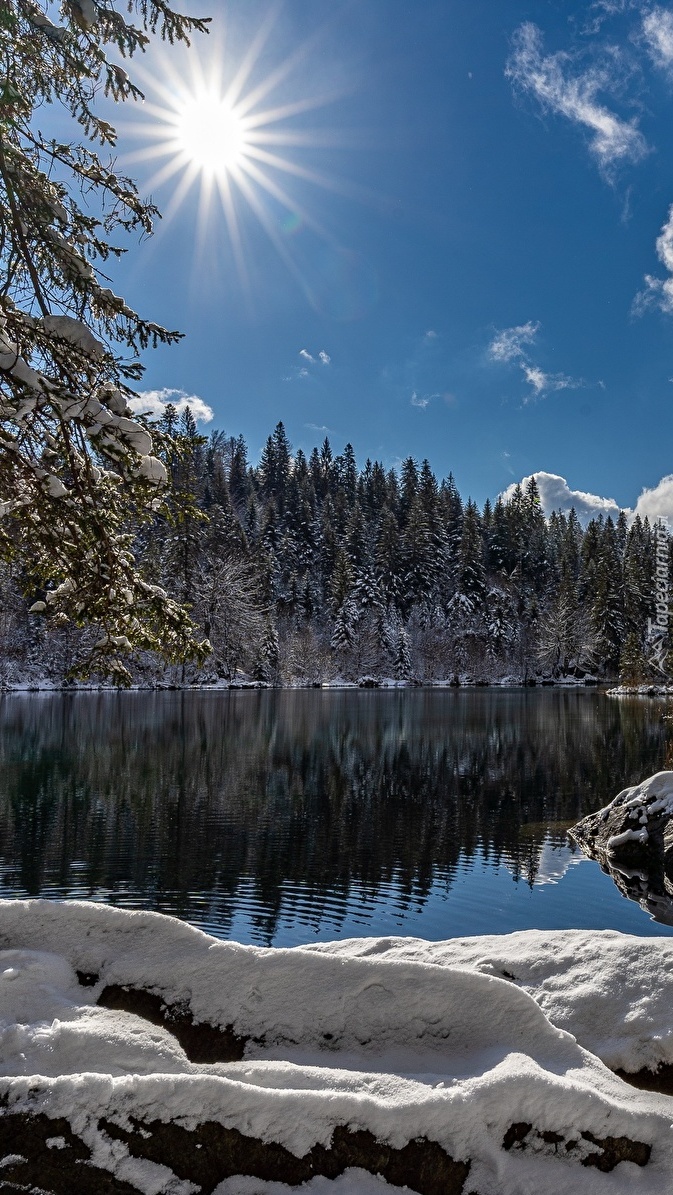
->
<box><xmin>1</xmin><ymin>409</ymin><xmax>671</xmax><ymax>685</ymax></box>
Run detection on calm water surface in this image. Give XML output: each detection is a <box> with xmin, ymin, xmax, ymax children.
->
<box><xmin>0</xmin><ymin>688</ymin><xmax>672</xmax><ymax>946</ymax></box>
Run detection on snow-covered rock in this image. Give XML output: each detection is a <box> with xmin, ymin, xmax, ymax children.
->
<box><xmin>1</xmin><ymin>901</ymin><xmax>673</xmax><ymax>1193</ymax></box>
<box><xmin>570</xmin><ymin>772</ymin><xmax>673</xmax><ymax>925</ymax></box>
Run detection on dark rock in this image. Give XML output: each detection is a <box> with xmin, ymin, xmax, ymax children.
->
<box><xmin>502</xmin><ymin>1122</ymin><xmax>532</xmax><ymax>1150</ymax></box>
<box><xmin>102</xmin><ymin>1117</ymin><xmax>471</xmax><ymax>1195</ymax></box>
<box><xmin>616</xmin><ymin>1062</ymin><xmax>673</xmax><ymax>1097</ymax></box>
<box><xmin>0</xmin><ymin>1108</ymin><xmax>653</xmax><ymax>1192</ymax></box>
<box><xmin>569</xmin><ymin>772</ymin><xmax>673</xmax><ymax>929</ymax></box>
<box><xmin>0</xmin><ymin>1112</ymin><xmax>470</xmax><ymax>1195</ymax></box>
<box><xmin>0</xmin><ymin>1113</ymin><xmax>139</xmax><ymax>1194</ymax></box>
<box><xmin>580</xmin><ymin>1131</ymin><xmax>651</xmax><ymax>1172</ymax></box>
<box><xmin>97</xmin><ymin>984</ymin><xmax>247</xmax><ymax>1063</ymax></box>
<box><xmin>76</xmin><ymin>969</ymin><xmax>99</xmax><ymax>987</ymax></box>
<box><xmin>502</xmin><ymin>1122</ymin><xmax>650</xmax><ymax>1172</ymax></box>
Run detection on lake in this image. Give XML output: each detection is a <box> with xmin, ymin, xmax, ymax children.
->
<box><xmin>0</xmin><ymin>688</ymin><xmax>671</xmax><ymax>946</ymax></box>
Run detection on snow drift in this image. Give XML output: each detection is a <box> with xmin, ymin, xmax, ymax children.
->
<box><xmin>0</xmin><ymin>899</ymin><xmax>672</xmax><ymax>1193</ymax></box>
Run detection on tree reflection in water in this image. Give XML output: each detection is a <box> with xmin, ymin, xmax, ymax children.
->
<box><xmin>0</xmin><ymin>690</ymin><xmax>668</xmax><ymax>944</ymax></box>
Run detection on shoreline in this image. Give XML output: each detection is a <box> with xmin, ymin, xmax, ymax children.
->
<box><xmin>0</xmin><ymin>675</ymin><xmax>604</xmax><ymax>694</ymax></box>
<box><xmin>607</xmin><ymin>684</ymin><xmax>673</xmax><ymax>697</ymax></box>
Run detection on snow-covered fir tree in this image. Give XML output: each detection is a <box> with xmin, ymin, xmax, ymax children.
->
<box><xmin>2</xmin><ymin>407</ymin><xmax>672</xmax><ymax>686</ymax></box>
<box><xmin>0</xmin><ymin>0</ymin><xmax>210</xmax><ymax>682</ymax></box>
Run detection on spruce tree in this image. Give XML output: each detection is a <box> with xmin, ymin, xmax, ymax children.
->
<box><xmin>522</xmin><ymin>476</ymin><xmax>548</xmax><ymax>589</ymax></box>
<box><xmin>619</xmin><ymin>631</ymin><xmax>647</xmax><ymax>686</ymax></box>
<box><xmin>374</xmin><ymin>507</ymin><xmax>400</xmax><ymax>606</ymax></box>
<box><xmin>340</xmin><ymin>442</ymin><xmax>357</xmax><ymax>503</ymax></box>
<box><xmin>451</xmin><ymin>500</ymin><xmax>486</xmax><ymax>614</ymax></box>
<box><xmin>399</xmin><ymin>496</ymin><xmax>435</xmax><ymax>610</ymax></box>
<box><xmin>228</xmin><ymin>435</ymin><xmax>250</xmax><ymax>511</ymax></box>
<box><xmin>487</xmin><ymin>496</ymin><xmax>510</xmax><ymax>574</ymax></box>
<box><xmin>590</xmin><ymin>518</ymin><xmax>624</xmax><ymax>673</ymax></box>
<box><xmin>319</xmin><ymin>437</ymin><xmax>334</xmax><ymax>494</ymax></box>
<box><xmin>258</xmin><ymin>435</ymin><xmax>278</xmax><ymax>502</ymax></box>
<box><xmin>330</xmin><ymin>547</ymin><xmax>352</xmax><ymax>613</ymax></box>
<box><xmin>623</xmin><ymin>517</ymin><xmax>649</xmax><ymax>638</ymax></box>
<box><xmin>255</xmin><ymin>617</ymin><xmax>280</xmax><ymax>683</ymax></box>
<box><xmin>0</xmin><ymin>0</ymin><xmax>210</xmax><ymax>682</ymax></box>
<box><xmin>331</xmin><ymin>598</ymin><xmax>357</xmax><ymax>654</ymax></box>
<box><xmin>394</xmin><ymin>625</ymin><xmax>412</xmax><ymax>680</ymax></box>
<box><xmin>271</xmin><ymin>421</ymin><xmax>291</xmax><ymax>513</ymax></box>
<box><xmin>399</xmin><ymin>457</ymin><xmax>419</xmax><ymax>527</ymax></box>
<box><xmin>345</xmin><ymin>503</ymin><xmax>367</xmax><ymax>572</ymax></box>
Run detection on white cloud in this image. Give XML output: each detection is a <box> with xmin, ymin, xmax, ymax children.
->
<box><xmin>501</xmin><ymin>470</ymin><xmax>673</xmax><ymax>527</ymax></box>
<box><xmin>506</xmin><ymin>22</ymin><xmax>648</xmax><ymax>173</ymax></box>
<box><xmin>488</xmin><ymin>321</ymin><xmax>540</xmax><ymax>362</ymax></box>
<box><xmin>501</xmin><ymin>472</ymin><xmax>621</xmax><ymax>524</ymax></box>
<box><xmin>129</xmin><ymin>388</ymin><xmax>213</xmax><ymax>424</ymax></box>
<box><xmin>424</xmin><ymin>329</ymin><xmax>438</xmax><ymax>342</ymax></box>
<box><xmin>305</xmin><ymin>422</ymin><xmax>334</xmax><ymax>433</ymax></box>
<box><xmin>634</xmin><ymin>204</ymin><xmax>673</xmax><ymax>314</ymax></box>
<box><xmin>630</xmin><ymin>474</ymin><xmax>673</xmax><ymax>525</ymax></box>
<box><xmin>583</xmin><ymin>0</ymin><xmax>632</xmax><ymax>33</ymax></box>
<box><xmin>521</xmin><ymin>365</ymin><xmax>547</xmax><ymax>394</ymax></box>
<box><xmin>296</xmin><ymin>348</ymin><xmax>331</xmax><ymax>371</ymax></box>
<box><xmin>643</xmin><ymin>7</ymin><xmax>673</xmax><ymax>73</ymax></box>
<box><xmin>489</xmin><ymin>322</ymin><xmax>582</xmax><ymax>399</ymax></box>
<box><xmin>411</xmin><ymin>391</ymin><xmax>431</xmax><ymax>409</ymax></box>
<box><xmin>521</xmin><ymin>363</ymin><xmax>583</xmax><ymax>399</ymax></box>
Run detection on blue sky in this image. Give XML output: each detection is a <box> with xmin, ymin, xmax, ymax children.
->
<box><xmin>100</xmin><ymin>0</ymin><xmax>673</xmax><ymax>516</ymax></box>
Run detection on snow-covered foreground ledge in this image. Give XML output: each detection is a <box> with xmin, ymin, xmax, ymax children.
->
<box><xmin>1</xmin><ymin>901</ymin><xmax>673</xmax><ymax>1194</ymax></box>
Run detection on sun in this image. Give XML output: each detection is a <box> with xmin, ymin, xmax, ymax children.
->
<box><xmin>121</xmin><ymin>18</ymin><xmax>356</xmax><ymax>295</ymax></box>
<box><xmin>174</xmin><ymin>94</ymin><xmax>248</xmax><ymax>177</ymax></box>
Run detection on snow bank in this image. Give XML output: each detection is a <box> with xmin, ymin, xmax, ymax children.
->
<box><xmin>308</xmin><ymin>928</ymin><xmax>673</xmax><ymax>1076</ymax></box>
<box><xmin>1</xmin><ymin>900</ymin><xmax>673</xmax><ymax>1194</ymax></box>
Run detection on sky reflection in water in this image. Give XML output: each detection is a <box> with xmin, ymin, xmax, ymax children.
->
<box><xmin>0</xmin><ymin>689</ymin><xmax>671</xmax><ymax>945</ymax></box>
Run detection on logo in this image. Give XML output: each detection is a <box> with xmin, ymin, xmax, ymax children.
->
<box><xmin>646</xmin><ymin>518</ymin><xmax>670</xmax><ymax>678</ymax></box>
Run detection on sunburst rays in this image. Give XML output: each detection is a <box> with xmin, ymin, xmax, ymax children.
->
<box><xmin>120</xmin><ymin>13</ymin><xmax>357</xmax><ymax>299</ymax></box>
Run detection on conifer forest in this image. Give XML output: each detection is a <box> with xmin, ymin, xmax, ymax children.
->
<box><xmin>1</xmin><ymin>410</ymin><xmax>670</xmax><ymax>687</ymax></box>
